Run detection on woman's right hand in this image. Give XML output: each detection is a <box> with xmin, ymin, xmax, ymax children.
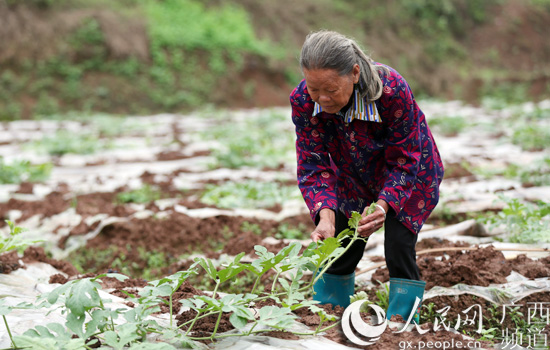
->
<box><xmin>310</xmin><ymin>209</ymin><xmax>336</xmax><ymax>242</ymax></box>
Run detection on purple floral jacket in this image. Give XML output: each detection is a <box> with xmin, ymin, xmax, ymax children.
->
<box><xmin>290</xmin><ymin>64</ymin><xmax>444</xmax><ymax>234</ymax></box>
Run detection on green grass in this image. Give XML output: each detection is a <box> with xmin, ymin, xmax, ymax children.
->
<box><xmin>29</xmin><ymin>130</ymin><xmax>109</xmax><ymax>156</ymax></box>
<box><xmin>67</xmin><ymin>245</ymin><xmax>180</xmax><ymax>281</ymax></box>
<box><xmin>275</xmin><ymin>223</ymin><xmax>309</xmax><ymax>240</ymax></box>
<box><xmin>200</xmin><ymin>180</ymin><xmax>301</xmax><ymax>209</ymax></box>
<box><xmin>0</xmin><ymin>158</ymin><xmax>52</xmax><ymax>184</ymax></box>
<box><xmin>204</xmin><ymin>110</ymin><xmax>295</xmax><ymax>169</ymax></box>
<box><xmin>470</xmin><ymin>157</ymin><xmax>550</xmax><ymax>187</ymax></box>
<box><xmin>428</xmin><ymin>115</ymin><xmax>468</xmax><ymax>137</ymax></box>
<box><xmin>481</xmin><ymin>195</ymin><xmax>550</xmax><ymax>244</ymax></box>
<box><xmin>1</xmin><ymin>0</ymin><xmax>545</xmax><ymax>120</ymax></box>
<box><xmin>116</xmin><ymin>185</ymin><xmax>163</xmax><ymax>204</ymax></box>
<box><xmin>143</xmin><ymin>0</ymin><xmax>268</xmax><ymax>60</ymax></box>
<box><xmin>511</xmin><ymin>124</ymin><xmax>550</xmax><ymax>151</ymax></box>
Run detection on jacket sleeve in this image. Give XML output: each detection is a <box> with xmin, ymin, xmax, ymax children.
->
<box><xmin>290</xmin><ymin>86</ymin><xmax>338</xmax><ymax>224</ymax></box>
<box><xmin>378</xmin><ymin>74</ymin><xmax>422</xmax><ymax>214</ymax></box>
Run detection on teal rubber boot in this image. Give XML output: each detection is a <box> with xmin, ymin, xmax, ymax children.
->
<box><xmin>386</xmin><ymin>278</ymin><xmax>426</xmax><ymax>324</ymax></box>
<box><xmin>312</xmin><ymin>272</ymin><xmax>355</xmax><ymax>308</ymax></box>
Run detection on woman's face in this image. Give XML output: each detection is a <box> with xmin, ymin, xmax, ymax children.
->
<box><xmin>303</xmin><ymin>65</ymin><xmax>360</xmax><ymax>114</ymax></box>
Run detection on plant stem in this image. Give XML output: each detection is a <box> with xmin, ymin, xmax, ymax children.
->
<box><xmin>189</xmin><ymin>321</ymin><xmax>342</xmax><ymax>341</ymax></box>
<box><xmin>178</xmin><ymin>310</ymin><xmax>217</xmax><ymax>330</ymax></box>
<box><xmin>184</xmin><ymin>310</ymin><xmax>203</xmax><ymax>336</ymax></box>
<box><xmin>212</xmin><ymin>280</ymin><xmax>220</xmax><ymax>299</ymax></box>
<box><xmin>292</xmin><ymin>321</ymin><xmax>341</xmax><ymax>336</ymax></box>
<box><xmin>246</xmin><ymin>322</ymin><xmax>258</xmax><ymax>336</ymax></box>
<box><xmin>210</xmin><ymin>311</ymin><xmax>223</xmax><ymax>340</ymax></box>
<box><xmin>169</xmin><ymin>294</ymin><xmax>173</xmax><ymax>328</ymax></box>
<box><xmin>3</xmin><ymin>315</ymin><xmax>17</xmax><ymax>349</ymax></box>
<box><xmin>270</xmin><ymin>271</ymin><xmax>281</xmax><ymax>293</ymax></box>
<box><xmin>314</xmin><ymin>318</ymin><xmax>324</xmax><ymax>335</ymax></box>
<box><xmin>250</xmin><ymin>275</ymin><xmax>261</xmax><ymax>295</ymax></box>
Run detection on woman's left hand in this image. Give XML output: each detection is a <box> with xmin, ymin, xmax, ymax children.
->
<box><xmin>357</xmin><ymin>200</ymin><xmax>388</xmax><ymax>237</ymax></box>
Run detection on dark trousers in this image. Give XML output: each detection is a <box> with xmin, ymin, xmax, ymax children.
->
<box><xmin>325</xmin><ymin>209</ymin><xmax>421</xmax><ymax>281</ymax></box>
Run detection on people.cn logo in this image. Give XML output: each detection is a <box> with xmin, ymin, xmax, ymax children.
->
<box><xmin>342</xmin><ymin>300</ymin><xmax>388</xmax><ymax>346</ymax></box>
<box><xmin>342</xmin><ymin>297</ymin><xmax>421</xmax><ymax>346</ymax></box>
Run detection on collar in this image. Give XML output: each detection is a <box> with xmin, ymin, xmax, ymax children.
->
<box><xmin>312</xmin><ymin>88</ymin><xmax>381</xmax><ymax>123</ymax></box>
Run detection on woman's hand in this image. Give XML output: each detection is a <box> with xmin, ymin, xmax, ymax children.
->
<box><xmin>357</xmin><ymin>200</ymin><xmax>389</xmax><ymax>237</ymax></box>
<box><xmin>310</xmin><ymin>209</ymin><xmax>336</xmax><ymax>242</ymax></box>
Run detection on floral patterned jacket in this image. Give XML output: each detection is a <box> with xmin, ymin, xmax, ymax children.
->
<box><xmin>290</xmin><ymin>64</ymin><xmax>444</xmax><ymax>234</ymax></box>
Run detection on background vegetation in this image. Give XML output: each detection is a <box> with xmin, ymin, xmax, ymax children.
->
<box><xmin>0</xmin><ymin>0</ymin><xmax>549</xmax><ymax>120</ymax></box>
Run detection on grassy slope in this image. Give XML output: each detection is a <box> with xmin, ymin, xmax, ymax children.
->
<box><xmin>0</xmin><ymin>0</ymin><xmax>549</xmax><ymax>120</ymax></box>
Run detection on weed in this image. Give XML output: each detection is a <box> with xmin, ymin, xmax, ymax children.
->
<box><xmin>512</xmin><ymin>124</ymin><xmax>550</xmax><ymax>151</ymax></box>
<box><xmin>29</xmin><ymin>130</ymin><xmax>108</xmax><ymax>156</ymax></box>
<box><xmin>0</xmin><ymin>158</ymin><xmax>52</xmax><ymax>184</ymax></box>
<box><xmin>203</xmin><ymin>110</ymin><xmax>295</xmax><ymax>169</ymax></box>
<box><xmin>200</xmin><ymin>180</ymin><xmax>300</xmax><ymax>209</ymax></box>
<box><xmin>68</xmin><ymin>246</ymin><xmax>119</xmax><ymax>275</ymax></box>
<box><xmin>241</xmin><ymin>221</ymin><xmax>263</xmax><ymax>236</ymax></box>
<box><xmin>373</xmin><ymin>281</ymin><xmax>390</xmax><ymax>311</ymax></box>
<box><xmin>0</xmin><ymin>221</ymin><xmax>42</xmax><ymax>255</ymax></box>
<box><xmin>481</xmin><ymin>195</ymin><xmax>550</xmax><ymax>243</ymax></box>
<box><xmin>116</xmin><ymin>185</ymin><xmax>162</xmax><ymax>204</ymax></box>
<box><xmin>275</xmin><ymin>223</ymin><xmax>309</xmax><ymax>240</ymax></box>
<box><xmin>421</xmin><ymin>302</ymin><xmax>438</xmax><ymax>323</ymax></box>
<box><xmin>468</xmin><ymin>156</ymin><xmax>550</xmax><ymax>187</ymax></box>
<box><xmin>33</xmin><ymin>92</ymin><xmax>60</xmax><ymax>117</ymax></box>
<box><xmin>427</xmin><ymin>200</ymin><xmax>464</xmax><ymax>225</ymax></box>
<box><xmin>428</xmin><ymin>115</ymin><xmax>468</xmax><ymax>137</ymax></box>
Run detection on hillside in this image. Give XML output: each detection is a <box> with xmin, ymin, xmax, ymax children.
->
<box><xmin>0</xmin><ymin>0</ymin><xmax>549</xmax><ymax>119</ymax></box>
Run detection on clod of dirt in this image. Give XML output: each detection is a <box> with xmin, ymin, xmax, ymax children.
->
<box><xmin>223</xmin><ymin>231</ymin><xmax>263</xmax><ymax>256</ymax></box>
<box><xmin>0</xmin><ymin>191</ymin><xmax>71</xmax><ymax>223</ymax></box>
<box><xmin>373</xmin><ymin>246</ymin><xmax>517</xmax><ymax>290</ymax></box>
<box><xmin>75</xmin><ymin>192</ymin><xmax>134</xmax><ymax>217</ymax></box>
<box><xmin>22</xmin><ymin>246</ymin><xmax>79</xmax><ymax>276</ymax></box>
<box><xmin>416</xmin><ymin>238</ymin><xmax>470</xmax><ymax>251</ymax></box>
<box><xmin>49</xmin><ymin>273</ymin><xmax>68</xmax><ymax>284</ymax></box>
<box><xmin>420</xmin><ymin>246</ymin><xmax>513</xmax><ymax>289</ymax></box>
<box><xmin>508</xmin><ymin>254</ymin><xmax>550</xmax><ymax>279</ymax></box>
<box><xmin>176</xmin><ymin>310</ymin><xmax>235</xmax><ymax>339</ymax></box>
<box><xmin>69</xmin><ymin>220</ymin><xmax>100</xmax><ymax>236</ymax></box>
<box><xmin>99</xmin><ymin>276</ymin><xmax>148</xmax><ymax>290</ymax></box>
<box><xmin>16</xmin><ymin>181</ymin><xmax>34</xmax><ymax>194</ymax></box>
<box><xmin>0</xmin><ymin>250</ymin><xmax>21</xmax><ymax>274</ymax></box>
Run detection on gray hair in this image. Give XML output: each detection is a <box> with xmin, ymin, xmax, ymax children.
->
<box><xmin>300</xmin><ymin>30</ymin><xmax>388</xmax><ymax>102</ymax></box>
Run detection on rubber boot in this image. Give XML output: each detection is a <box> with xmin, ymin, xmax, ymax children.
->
<box><xmin>312</xmin><ymin>272</ymin><xmax>355</xmax><ymax>308</ymax></box>
<box><xmin>386</xmin><ymin>278</ymin><xmax>426</xmax><ymax>324</ymax></box>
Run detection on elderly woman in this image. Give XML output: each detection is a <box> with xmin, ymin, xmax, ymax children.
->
<box><xmin>290</xmin><ymin>30</ymin><xmax>444</xmax><ymax>323</ymax></box>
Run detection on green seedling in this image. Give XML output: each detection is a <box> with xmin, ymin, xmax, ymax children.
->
<box><xmin>6</xmin><ymin>212</ymin><xmax>367</xmax><ymax>348</ymax></box>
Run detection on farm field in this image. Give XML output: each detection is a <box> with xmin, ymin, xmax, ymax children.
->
<box><xmin>1</xmin><ymin>100</ymin><xmax>550</xmax><ymax>349</ymax></box>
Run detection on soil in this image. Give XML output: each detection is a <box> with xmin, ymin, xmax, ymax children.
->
<box><xmin>508</xmin><ymin>254</ymin><xmax>550</xmax><ymax>279</ymax></box>
<box><xmin>22</xmin><ymin>246</ymin><xmax>79</xmax><ymax>276</ymax></box>
<box><xmin>371</xmin><ymin>246</ymin><xmax>549</xmax><ymax>290</ymax></box>
<box><xmin>0</xmin><ymin>246</ymin><xmax>78</xmax><ymax>276</ymax></box>
<box><xmin>60</xmin><ymin>204</ymin><xmax>313</xmax><ymax>278</ymax></box>
<box><xmin>16</xmin><ymin>181</ymin><xmax>34</xmax><ymax>194</ymax></box>
<box><xmin>0</xmin><ymin>250</ymin><xmax>21</xmax><ymax>274</ymax></box>
<box><xmin>416</xmin><ymin>238</ymin><xmax>471</xmax><ymax>254</ymax></box>
<box><xmin>0</xmin><ymin>191</ymin><xmax>71</xmax><ymax>223</ymax></box>
<box><xmin>4</xmin><ymin>214</ymin><xmax>547</xmax><ymax>350</ymax></box>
